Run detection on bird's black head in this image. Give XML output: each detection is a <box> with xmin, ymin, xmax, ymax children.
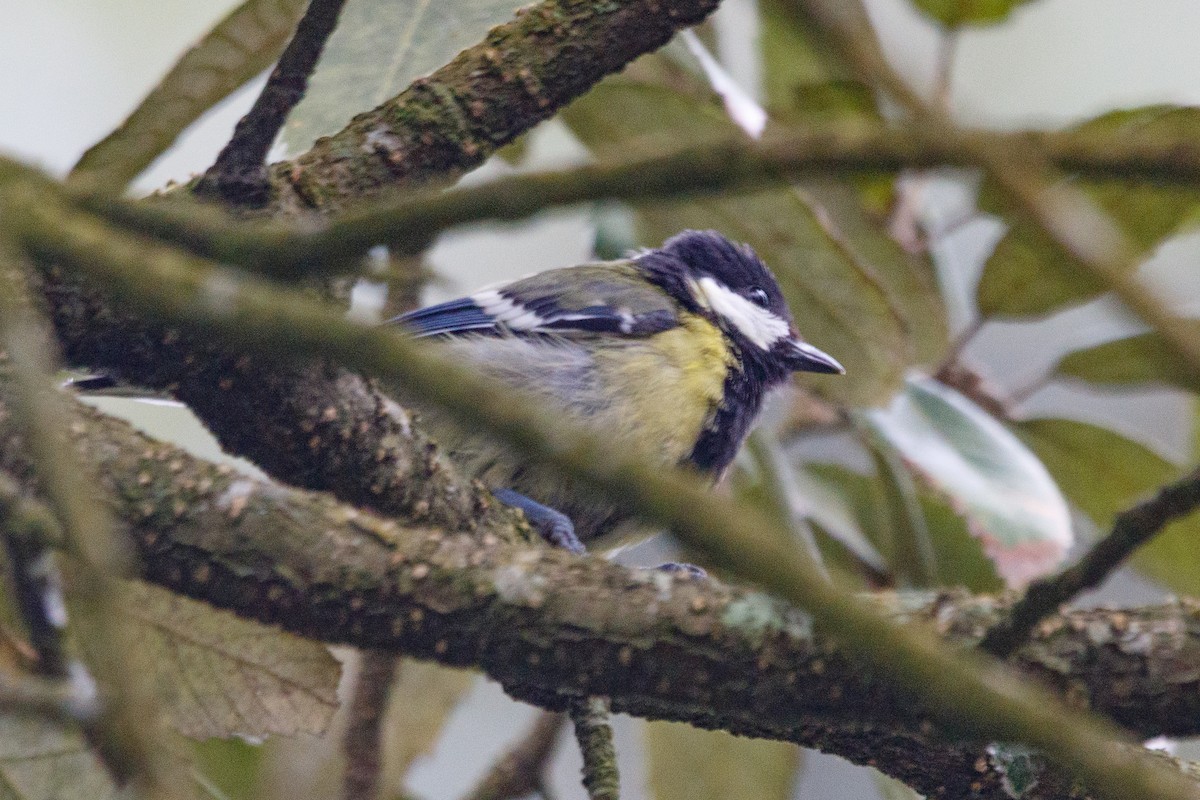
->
<box><xmin>639</xmin><ymin>230</ymin><xmax>844</xmax><ymax>382</ymax></box>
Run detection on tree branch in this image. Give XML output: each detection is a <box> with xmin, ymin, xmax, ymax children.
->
<box><xmin>262</xmin><ymin>0</ymin><xmax>724</xmax><ymax>214</ymax></box>
<box><xmin>0</xmin><ymin>246</ymin><xmax>185</xmax><ymax>799</ymax></box>
<box><xmin>569</xmin><ymin>699</ymin><xmax>620</xmax><ymax>800</ymax></box>
<box><xmin>461</xmin><ymin>712</ymin><xmax>565</xmax><ymax>800</ymax></box>
<box><xmin>196</xmin><ymin>0</ymin><xmax>350</xmax><ymax>206</ymax></box>
<box><xmin>3</xmin><ymin>383</ymin><xmax>1200</xmax><ymax>799</ymax></box>
<box><xmin>70</xmin><ymin>0</ymin><xmax>311</xmax><ymax>189</ymax></box>
<box><xmin>982</xmin><ymin>467</ymin><xmax>1200</xmax><ymax>658</ymax></box>
<box><xmin>342</xmin><ymin>651</ymin><xmax>398</xmax><ymax>800</ymax></box>
<box><xmin>70</xmin><ymin>125</ymin><xmax>1200</xmax><ymax>283</ymax></box>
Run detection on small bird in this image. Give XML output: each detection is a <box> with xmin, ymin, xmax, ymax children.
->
<box><xmin>389</xmin><ymin>230</ymin><xmax>843</xmax><ymax>554</ymax></box>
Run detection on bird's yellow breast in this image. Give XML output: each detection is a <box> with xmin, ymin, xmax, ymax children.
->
<box><xmin>592</xmin><ymin>314</ymin><xmax>732</xmax><ymax>463</ymax></box>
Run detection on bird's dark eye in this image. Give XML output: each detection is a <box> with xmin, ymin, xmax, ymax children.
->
<box><xmin>746</xmin><ymin>287</ymin><xmax>770</xmax><ymax>307</ymax></box>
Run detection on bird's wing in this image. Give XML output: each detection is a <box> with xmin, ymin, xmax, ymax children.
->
<box><xmin>389</xmin><ymin>263</ymin><xmax>680</xmax><ymax>339</ymax></box>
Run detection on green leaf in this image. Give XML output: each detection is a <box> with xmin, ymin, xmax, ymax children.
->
<box><xmin>761</xmin><ymin>3</ymin><xmax>949</xmax><ymax>365</ymax></box>
<box><xmin>864</xmin><ymin>376</ymin><xmax>1072</xmax><ymax>587</ymax></box>
<box><xmin>977</xmin><ymin>106</ymin><xmax>1200</xmax><ymax>319</ymax></box>
<box><xmin>908</xmin><ymin>0</ymin><xmax>1040</xmax><ymax>27</ymax></box>
<box><xmin>646</xmin><ymin>722</ymin><xmax>801</xmax><ymax>800</ymax></box>
<box><xmin>72</xmin><ymin>0</ymin><xmax>310</xmax><ymax>186</ymax></box>
<box><xmin>864</xmin><ymin>430</ymin><xmax>938</xmax><ymax>587</ymax></box>
<box><xmin>0</xmin><ymin>717</ymin><xmax>117</xmax><ymax>800</ymax></box>
<box><xmin>1016</xmin><ymin>417</ymin><xmax>1200</xmax><ymax>595</ymax></box>
<box><xmin>194</xmin><ymin>738</ymin><xmax>264</xmax><ymax>800</ymax></box>
<box><xmin>1055</xmin><ymin>325</ymin><xmax>1200</xmax><ymax>393</ymax></box>
<box><xmin>563</xmin><ymin>74</ymin><xmax>940</xmax><ymax>405</ymax></box>
<box><xmin>120</xmin><ymin>581</ymin><xmax>341</xmax><ymax>740</ymax></box>
<box><xmin>807</xmin><ymin>463</ymin><xmax>1003</xmax><ymax>592</ymax></box>
<box><xmin>759</xmin><ymin>0</ymin><xmax>857</xmax><ymax>114</ymax></box>
<box><xmin>282</xmin><ymin>0</ymin><xmax>522</xmax><ymax>154</ymax></box>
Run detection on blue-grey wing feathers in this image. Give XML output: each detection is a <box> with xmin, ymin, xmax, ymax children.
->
<box><xmin>388</xmin><ymin>263</ymin><xmax>680</xmax><ymax>339</ymax></box>
<box><xmin>395</xmin><ymin>297</ymin><xmax>497</xmax><ymax>337</ymax></box>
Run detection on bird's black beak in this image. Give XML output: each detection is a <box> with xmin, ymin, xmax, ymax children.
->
<box><xmin>783</xmin><ymin>338</ymin><xmax>845</xmax><ymax>374</ymax></box>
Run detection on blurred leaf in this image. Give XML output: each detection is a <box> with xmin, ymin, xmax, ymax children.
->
<box><xmin>797</xmin><ymin>180</ymin><xmax>948</xmax><ymax>363</ymax></box>
<box><xmin>563</xmin><ymin>75</ymin><xmax>929</xmax><ymax>406</ymax></box>
<box><xmin>908</xmin><ymin>0</ymin><xmax>1039</xmax><ymax>27</ymax></box>
<box><xmin>646</xmin><ymin>722</ymin><xmax>801</xmax><ymax>800</ymax></box>
<box><xmin>863</xmin><ymin>429</ymin><xmax>938</xmax><ymax>587</ymax></box>
<box><xmin>864</xmin><ymin>376</ymin><xmax>1072</xmax><ymax>587</ymax></box>
<box><xmin>808</xmin><ymin>463</ymin><xmax>1003</xmax><ymax>592</ymax></box>
<box><xmin>0</xmin><ymin>716</ymin><xmax>117</xmax><ymax>800</ymax></box>
<box><xmin>1055</xmin><ymin>326</ymin><xmax>1200</xmax><ymax>393</ymax></box>
<box><xmin>760</xmin><ymin>0</ymin><xmax>854</xmax><ymax>112</ymax></box>
<box><xmin>194</xmin><ymin>737</ymin><xmax>265</xmax><ymax>800</ymax></box>
<box><xmin>760</xmin><ymin>1</ymin><xmax>948</xmax><ymax>364</ymax></box>
<box><xmin>120</xmin><ymin>581</ymin><xmax>340</xmax><ymax>740</ymax></box>
<box><xmin>733</xmin><ymin>451</ymin><xmax>881</xmax><ymax>583</ymax></box>
<box><xmin>73</xmin><ymin>0</ymin><xmax>310</xmax><ymax>186</ymax></box>
<box><xmin>380</xmin><ymin>660</ymin><xmax>476</xmax><ymax>787</ymax></box>
<box><xmin>1016</xmin><ymin>417</ymin><xmax>1200</xmax><ymax>595</ymax></box>
<box><xmin>977</xmin><ymin>106</ymin><xmax>1200</xmax><ymax>319</ymax></box>
<box><xmin>282</xmin><ymin>0</ymin><xmax>521</xmax><ymax>153</ymax></box>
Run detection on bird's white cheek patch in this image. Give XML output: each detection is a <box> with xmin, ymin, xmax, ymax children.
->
<box><xmin>472</xmin><ymin>289</ymin><xmax>545</xmax><ymax>331</ymax></box>
<box><xmin>695</xmin><ymin>277</ymin><xmax>789</xmax><ymax>349</ymax></box>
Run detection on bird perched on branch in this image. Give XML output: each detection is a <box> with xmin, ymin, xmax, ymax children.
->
<box><xmin>389</xmin><ymin>230</ymin><xmax>843</xmax><ymax>554</ymax></box>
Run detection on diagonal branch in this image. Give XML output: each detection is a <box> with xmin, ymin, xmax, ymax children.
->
<box><xmin>981</xmin><ymin>467</ymin><xmax>1200</xmax><ymax>658</ymax></box>
<box><xmin>263</xmin><ymin>0</ymin><xmax>725</xmax><ymax>214</ymax></box>
<box><xmin>196</xmin><ymin>0</ymin><xmax>350</xmax><ymax>206</ymax></box>
<box><xmin>75</xmin><ymin>125</ymin><xmax>1200</xmax><ymax>284</ymax></box>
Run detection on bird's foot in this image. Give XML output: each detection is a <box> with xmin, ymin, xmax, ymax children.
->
<box><xmin>492</xmin><ymin>488</ymin><xmax>586</xmax><ymax>554</ymax></box>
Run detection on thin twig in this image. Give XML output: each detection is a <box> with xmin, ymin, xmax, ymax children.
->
<box><xmin>981</xmin><ymin>467</ymin><xmax>1200</xmax><ymax>658</ymax></box>
<box><xmin>461</xmin><ymin>712</ymin><xmax>566</xmax><ymax>800</ymax></box>
<box><xmin>342</xmin><ymin>652</ymin><xmax>400</xmax><ymax>800</ymax></box>
<box><xmin>794</xmin><ymin>0</ymin><xmax>1200</xmax><ymax>394</ymax></box>
<box><xmin>196</xmin><ymin>0</ymin><xmax>349</xmax><ymax>206</ymax></box>
<box><xmin>933</xmin><ymin>317</ymin><xmax>984</xmax><ymax>377</ymax></box>
<box><xmin>59</xmin><ymin>124</ymin><xmax>1200</xmax><ymax>282</ymax></box>
<box><xmin>569</xmin><ymin>699</ymin><xmax>619</xmax><ymax>800</ymax></box>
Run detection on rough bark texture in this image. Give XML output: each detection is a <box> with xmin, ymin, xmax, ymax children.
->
<box><xmin>267</xmin><ymin>0</ymin><xmax>723</xmax><ymax>214</ymax></box>
<box><xmin>43</xmin><ymin>266</ymin><xmax>518</xmax><ymax>538</ymax></box>
<box><xmin>3</xmin><ymin>382</ymin><xmax>1200</xmax><ymax>800</ymax></box>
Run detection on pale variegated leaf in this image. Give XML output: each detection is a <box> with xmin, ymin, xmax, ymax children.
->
<box><xmin>864</xmin><ymin>376</ymin><xmax>1072</xmax><ymax>587</ymax></box>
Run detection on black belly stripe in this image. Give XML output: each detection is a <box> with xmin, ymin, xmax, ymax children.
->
<box><xmin>686</xmin><ymin>365</ymin><xmax>766</xmax><ymax>476</ymax></box>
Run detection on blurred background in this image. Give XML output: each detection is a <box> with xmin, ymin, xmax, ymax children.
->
<box><xmin>4</xmin><ymin>1</ymin><xmax>1200</xmax><ymax>798</ymax></box>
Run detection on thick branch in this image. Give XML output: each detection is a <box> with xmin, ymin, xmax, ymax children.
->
<box><xmin>3</xmin><ymin>386</ymin><xmax>1200</xmax><ymax>799</ymax></box>
<box><xmin>263</xmin><ymin>0</ymin><xmax>723</xmax><ymax>213</ymax></box>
